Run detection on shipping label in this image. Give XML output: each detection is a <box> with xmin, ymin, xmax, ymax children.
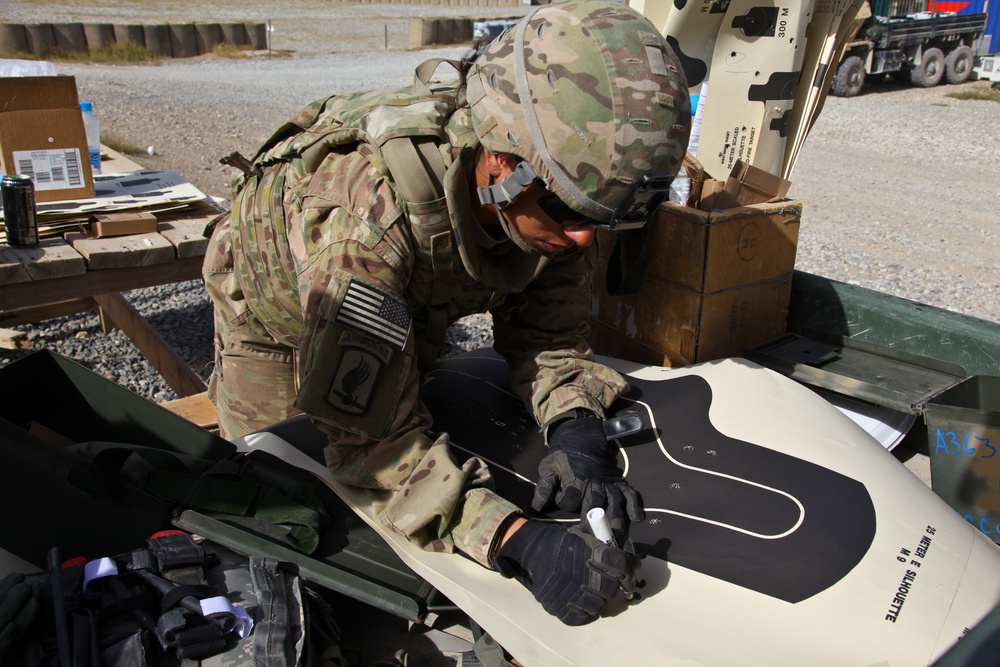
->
<box><xmin>12</xmin><ymin>148</ymin><xmax>84</xmax><ymax>191</ymax></box>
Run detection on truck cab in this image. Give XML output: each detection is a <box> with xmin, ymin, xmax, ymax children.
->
<box><xmin>832</xmin><ymin>0</ymin><xmax>986</xmax><ymax>96</ymax></box>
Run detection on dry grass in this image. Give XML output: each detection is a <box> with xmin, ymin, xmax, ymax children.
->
<box><xmin>946</xmin><ymin>81</ymin><xmax>1000</xmax><ymax>103</ymax></box>
<box><xmin>1</xmin><ymin>41</ymin><xmax>159</xmax><ymax>64</ymax></box>
<box><xmin>2</xmin><ymin>41</ymin><xmax>289</xmax><ymax>64</ymax></box>
<box><xmin>102</xmin><ymin>134</ymin><xmax>146</xmax><ymax>156</ymax></box>
<box><xmin>211</xmin><ymin>43</ymin><xmax>291</xmax><ymax>59</ymax></box>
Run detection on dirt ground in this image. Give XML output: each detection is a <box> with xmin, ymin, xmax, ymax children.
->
<box><xmin>3</xmin><ymin>2</ymin><xmax>1000</xmax><ymax>663</ymax></box>
<box><xmin>38</xmin><ymin>22</ymin><xmax>1000</xmax><ymax>325</ymax></box>
<box><xmin>7</xmin><ymin>0</ymin><xmax>996</xmax><ymax>323</ymax></box>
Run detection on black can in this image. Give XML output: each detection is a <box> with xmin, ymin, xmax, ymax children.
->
<box><xmin>1</xmin><ymin>174</ymin><xmax>38</xmax><ymax>246</ymax></box>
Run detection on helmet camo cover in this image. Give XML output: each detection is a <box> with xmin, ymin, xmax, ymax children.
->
<box><xmin>467</xmin><ymin>0</ymin><xmax>691</xmax><ymax>225</ymax></box>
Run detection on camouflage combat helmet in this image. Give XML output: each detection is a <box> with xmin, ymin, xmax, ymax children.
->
<box><xmin>467</xmin><ymin>0</ymin><xmax>691</xmax><ymax>231</ymax></box>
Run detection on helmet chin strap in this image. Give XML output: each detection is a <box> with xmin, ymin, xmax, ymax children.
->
<box><xmin>476</xmin><ymin>161</ymin><xmax>538</xmax><ymax>210</ymax></box>
<box><xmin>477</xmin><ymin>170</ymin><xmax>546</xmax><ymax>256</ymax></box>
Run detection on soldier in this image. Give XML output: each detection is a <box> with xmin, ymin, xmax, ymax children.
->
<box><xmin>204</xmin><ymin>0</ymin><xmax>689</xmax><ymax>625</ymax></box>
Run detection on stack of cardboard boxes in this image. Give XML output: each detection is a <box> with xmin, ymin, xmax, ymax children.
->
<box><xmin>590</xmin><ymin>158</ymin><xmax>801</xmax><ymax>367</ymax></box>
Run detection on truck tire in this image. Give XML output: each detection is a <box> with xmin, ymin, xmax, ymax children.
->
<box><xmin>945</xmin><ymin>46</ymin><xmax>974</xmax><ymax>85</ymax></box>
<box><xmin>909</xmin><ymin>47</ymin><xmax>945</xmax><ymax>87</ymax></box>
<box><xmin>832</xmin><ymin>56</ymin><xmax>866</xmax><ymax>97</ymax></box>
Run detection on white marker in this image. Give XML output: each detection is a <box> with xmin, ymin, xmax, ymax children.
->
<box><xmin>586</xmin><ymin>507</ymin><xmax>636</xmax><ymax>601</ymax></box>
<box><xmin>587</xmin><ymin>507</ymin><xmax>618</xmax><ymax>548</ymax></box>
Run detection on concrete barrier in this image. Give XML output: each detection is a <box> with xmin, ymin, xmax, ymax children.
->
<box><xmin>143</xmin><ymin>24</ymin><xmax>173</xmax><ymax>57</ymax></box>
<box><xmin>113</xmin><ymin>24</ymin><xmax>146</xmax><ymax>48</ymax></box>
<box><xmin>0</xmin><ymin>21</ymin><xmax>267</xmax><ymax>57</ymax></box>
<box><xmin>220</xmin><ymin>23</ymin><xmax>249</xmax><ymax>48</ymax></box>
<box><xmin>410</xmin><ymin>18</ymin><xmax>439</xmax><ymax>48</ymax></box>
<box><xmin>25</xmin><ymin>24</ymin><xmax>57</xmax><ymax>57</ymax></box>
<box><xmin>0</xmin><ymin>24</ymin><xmax>29</xmax><ymax>54</ymax></box>
<box><xmin>0</xmin><ymin>11</ymin><xmax>517</xmax><ymax>58</ymax></box>
<box><xmin>247</xmin><ymin>22</ymin><xmax>268</xmax><ymax>50</ymax></box>
<box><xmin>409</xmin><ymin>17</ymin><xmax>478</xmax><ymax>48</ymax></box>
<box><xmin>168</xmin><ymin>23</ymin><xmax>199</xmax><ymax>58</ymax></box>
<box><xmin>83</xmin><ymin>23</ymin><xmax>116</xmax><ymax>50</ymax></box>
<box><xmin>53</xmin><ymin>23</ymin><xmax>88</xmax><ymax>54</ymax></box>
<box><xmin>195</xmin><ymin>23</ymin><xmax>224</xmax><ymax>54</ymax></box>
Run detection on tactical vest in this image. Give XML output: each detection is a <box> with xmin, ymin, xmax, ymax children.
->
<box><xmin>222</xmin><ymin>59</ymin><xmax>468</xmax><ymax>362</ymax></box>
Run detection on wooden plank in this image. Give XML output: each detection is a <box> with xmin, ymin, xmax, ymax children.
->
<box><xmin>160</xmin><ymin>391</ymin><xmax>219</xmax><ymax>431</ymax></box>
<box><xmin>0</xmin><ymin>256</ymin><xmax>203</xmax><ymax>311</ymax></box>
<box><xmin>93</xmin><ymin>292</ymin><xmax>207</xmax><ymax>398</ymax></box>
<box><xmin>0</xmin><ymin>239</ymin><xmax>86</xmax><ymax>285</ymax></box>
<box><xmin>66</xmin><ymin>231</ymin><xmax>177</xmax><ymax>270</ymax></box>
<box><xmin>0</xmin><ymin>297</ymin><xmax>96</xmax><ymax>327</ymax></box>
<box><xmin>0</xmin><ymin>326</ymin><xmax>27</xmax><ymax>350</ymax></box>
<box><xmin>157</xmin><ymin>212</ymin><xmax>214</xmax><ymax>259</ymax></box>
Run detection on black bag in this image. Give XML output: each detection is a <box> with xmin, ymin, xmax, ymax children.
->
<box><xmin>0</xmin><ymin>351</ymin><xmax>325</xmax><ymax>568</ymax></box>
<box><xmin>0</xmin><ymin>531</ymin><xmax>346</xmax><ymax>667</ymax></box>
<box><xmin>0</xmin><ymin>352</ymin><xmax>437</xmax><ymax>666</ymax></box>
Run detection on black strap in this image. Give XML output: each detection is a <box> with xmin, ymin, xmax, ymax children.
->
<box><xmin>159</xmin><ymin>584</ymin><xmax>212</xmax><ymax>616</ymax></box>
<box><xmin>605</xmin><ymin>227</ymin><xmax>652</xmax><ymax>296</ymax></box>
<box><xmin>155</xmin><ymin>608</ymin><xmax>228</xmax><ymax>660</ymax></box>
<box><xmin>173</xmin><ymin>621</ymin><xmax>228</xmax><ymax>661</ymax></box>
<box><xmin>419</xmin><ymin>305</ymin><xmax>450</xmax><ymax>373</ymax></box>
<box><xmin>146</xmin><ymin>531</ymin><xmax>205</xmax><ymax>574</ymax></box>
<box><xmin>69</xmin><ymin>608</ymin><xmax>99</xmax><ymax>667</ymax></box>
<box><xmin>47</xmin><ymin>548</ymin><xmax>72</xmax><ymax>667</ymax></box>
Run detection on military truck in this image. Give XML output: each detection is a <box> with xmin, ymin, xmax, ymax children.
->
<box><xmin>832</xmin><ymin>0</ymin><xmax>988</xmax><ymax>97</ymax></box>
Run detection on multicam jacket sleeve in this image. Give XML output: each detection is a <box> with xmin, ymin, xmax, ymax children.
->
<box><xmin>491</xmin><ymin>243</ymin><xmax>630</xmax><ymax>429</ymax></box>
<box><xmin>289</xmin><ymin>150</ymin><xmax>519</xmax><ymax>568</ymax></box>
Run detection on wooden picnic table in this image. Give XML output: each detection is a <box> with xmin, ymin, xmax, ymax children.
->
<box><xmin>0</xmin><ymin>147</ymin><xmax>221</xmax><ymax>399</ymax></box>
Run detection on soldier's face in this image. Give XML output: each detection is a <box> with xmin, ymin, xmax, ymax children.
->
<box><xmin>491</xmin><ymin>162</ymin><xmax>596</xmax><ymax>254</ymax></box>
<box><xmin>501</xmin><ymin>183</ymin><xmax>596</xmax><ymax>254</ymax></box>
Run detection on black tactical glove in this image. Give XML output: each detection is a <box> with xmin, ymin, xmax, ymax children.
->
<box><xmin>532</xmin><ymin>412</ymin><xmax>644</xmax><ymax>530</ymax></box>
<box><xmin>0</xmin><ymin>573</ymin><xmax>42</xmax><ymax>663</ymax></box>
<box><xmin>493</xmin><ymin>519</ymin><xmax>639</xmax><ymax>626</ymax></box>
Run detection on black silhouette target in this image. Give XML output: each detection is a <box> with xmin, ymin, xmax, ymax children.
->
<box><xmin>421</xmin><ymin>351</ymin><xmax>876</xmax><ymax>604</ymax></box>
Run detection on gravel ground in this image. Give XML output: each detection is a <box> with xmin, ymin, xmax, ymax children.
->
<box><xmin>1</xmin><ymin>0</ymin><xmax>998</xmax><ymax>405</ymax></box>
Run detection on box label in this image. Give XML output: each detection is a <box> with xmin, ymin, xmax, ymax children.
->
<box><xmin>12</xmin><ymin>148</ymin><xmax>84</xmax><ymax>191</ymax></box>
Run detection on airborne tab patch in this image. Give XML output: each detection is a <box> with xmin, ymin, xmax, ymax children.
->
<box><xmin>334</xmin><ymin>279</ymin><xmax>411</xmax><ymax>351</ymax></box>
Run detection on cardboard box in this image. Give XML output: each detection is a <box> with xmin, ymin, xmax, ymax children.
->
<box><xmin>0</xmin><ymin>75</ymin><xmax>95</xmax><ymax>202</ymax></box>
<box><xmin>590</xmin><ymin>198</ymin><xmax>801</xmax><ymax>366</ymax></box>
<box><xmin>91</xmin><ymin>211</ymin><xmax>158</xmax><ymax>237</ymax></box>
<box><xmin>645</xmin><ymin>199</ymin><xmax>800</xmax><ymax>294</ymax></box>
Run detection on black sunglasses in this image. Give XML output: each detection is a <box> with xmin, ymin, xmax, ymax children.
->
<box><xmin>535</xmin><ymin>172</ymin><xmax>673</xmax><ymax>231</ymax></box>
<box><xmin>536</xmin><ymin>190</ymin><xmax>600</xmax><ymax>228</ymax></box>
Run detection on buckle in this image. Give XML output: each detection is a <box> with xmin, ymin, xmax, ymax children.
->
<box><xmin>607</xmin><ymin>172</ymin><xmax>673</xmax><ymax>231</ymax></box>
<box><xmin>476</xmin><ymin>161</ymin><xmax>539</xmax><ymax>209</ymax></box>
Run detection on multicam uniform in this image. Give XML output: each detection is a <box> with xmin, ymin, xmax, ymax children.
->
<box><xmin>203</xmin><ymin>72</ymin><xmax>630</xmax><ymax>568</ymax></box>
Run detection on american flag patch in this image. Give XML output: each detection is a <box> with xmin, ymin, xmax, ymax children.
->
<box><xmin>335</xmin><ymin>280</ymin><xmax>411</xmax><ymax>350</ymax></box>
